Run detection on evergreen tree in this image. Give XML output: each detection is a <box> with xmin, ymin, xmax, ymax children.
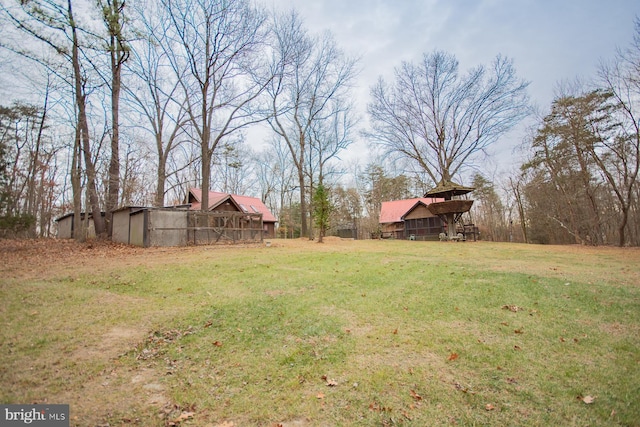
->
<box><xmin>313</xmin><ymin>183</ymin><xmax>332</xmax><ymax>243</ymax></box>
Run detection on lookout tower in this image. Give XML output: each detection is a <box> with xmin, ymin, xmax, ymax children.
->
<box><xmin>425</xmin><ymin>181</ymin><xmax>474</xmax><ymax>241</ymax></box>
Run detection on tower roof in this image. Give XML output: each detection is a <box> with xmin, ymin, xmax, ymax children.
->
<box><xmin>424</xmin><ymin>180</ymin><xmax>474</xmax><ymax>198</ymax></box>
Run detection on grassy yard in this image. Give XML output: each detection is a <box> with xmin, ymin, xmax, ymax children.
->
<box><xmin>1</xmin><ymin>238</ymin><xmax>639</xmax><ymax>426</ymax></box>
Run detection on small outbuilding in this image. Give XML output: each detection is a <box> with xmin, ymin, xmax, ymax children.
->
<box><xmin>112</xmin><ymin>206</ymin><xmax>190</xmax><ymax>247</ymax></box>
<box><xmin>379</xmin><ymin>197</ymin><xmax>445</xmax><ymax>240</ymax></box>
<box><xmin>55</xmin><ymin>212</ymin><xmax>105</xmax><ymax>239</ymax></box>
<box><xmin>58</xmin><ymin>188</ymin><xmax>277</xmax><ymax>248</ymax></box>
<box><xmin>187</xmin><ymin>188</ymin><xmax>277</xmax><ymax>239</ymax></box>
<box><xmin>111</xmin><ymin>206</ymin><xmax>145</xmax><ymax>244</ymax></box>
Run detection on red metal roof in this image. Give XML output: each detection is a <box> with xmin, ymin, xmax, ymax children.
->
<box><xmin>188</xmin><ymin>188</ymin><xmax>277</xmax><ymax>222</ymax></box>
<box><xmin>379</xmin><ymin>197</ymin><xmax>443</xmax><ymax>223</ymax></box>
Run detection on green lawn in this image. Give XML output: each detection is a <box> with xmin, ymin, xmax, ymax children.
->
<box><xmin>1</xmin><ymin>239</ymin><xmax>639</xmax><ymax>426</ymax></box>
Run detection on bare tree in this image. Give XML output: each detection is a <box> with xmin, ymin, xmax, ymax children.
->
<box><xmin>126</xmin><ymin>0</ymin><xmax>189</xmax><ymax>206</ymax></box>
<box><xmin>308</xmin><ymin>97</ymin><xmax>356</xmax><ymax>185</ymax></box>
<box><xmin>253</xmin><ymin>146</ymin><xmax>281</xmax><ymax>209</ymax></box>
<box><xmin>331</xmin><ymin>184</ymin><xmax>362</xmax><ymax>238</ymax></box>
<box><xmin>367</xmin><ymin>51</ymin><xmax>529</xmax><ymax>187</ymax></box>
<box><xmin>254</xmin><ymin>136</ymin><xmax>297</xmax><ymax>225</ymax></box>
<box><xmin>305</xmin><ymin>98</ymin><xmax>356</xmax><ymax>236</ymax></box>
<box><xmin>0</xmin><ymin>101</ymin><xmax>54</xmax><ymax>236</ymax></box>
<box><xmin>268</xmin><ymin>10</ymin><xmax>357</xmax><ymax>237</ymax></box>
<box><xmin>597</xmin><ymin>18</ymin><xmax>640</xmax><ymax>246</ymax></box>
<box><xmin>160</xmin><ymin>0</ymin><xmax>270</xmax><ymax>211</ymax></box>
<box><xmin>118</xmin><ymin>137</ymin><xmax>154</xmax><ymax>206</ymax></box>
<box><xmin>470</xmin><ymin>173</ymin><xmax>507</xmax><ymax>241</ymax></box>
<box><xmin>507</xmin><ymin>174</ymin><xmax>529</xmax><ymax>244</ymax></box>
<box><xmin>96</xmin><ymin>0</ymin><xmax>129</xmax><ymax>234</ymax></box>
<box><xmin>210</xmin><ymin>139</ymin><xmax>256</xmax><ymax>195</ymax></box>
<box><xmin>1</xmin><ymin>0</ymin><xmax>106</xmax><ymax>237</ymax></box>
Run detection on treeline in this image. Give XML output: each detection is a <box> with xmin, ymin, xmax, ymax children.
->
<box><xmin>0</xmin><ymin>0</ymin><xmax>359</xmax><ymax>240</ymax></box>
<box><xmin>448</xmin><ymin>22</ymin><xmax>640</xmax><ymax>247</ymax></box>
<box><xmin>461</xmin><ymin>86</ymin><xmax>640</xmax><ymax>247</ymax></box>
<box><xmin>0</xmin><ymin>2</ymin><xmax>638</xmax><ymax>246</ymax></box>
<box><xmin>491</xmin><ymin>21</ymin><xmax>639</xmax><ymax>247</ymax></box>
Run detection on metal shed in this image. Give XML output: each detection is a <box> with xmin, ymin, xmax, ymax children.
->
<box><xmin>111</xmin><ymin>206</ymin><xmax>145</xmax><ymax>244</ymax></box>
<box><xmin>55</xmin><ymin>212</ymin><xmax>104</xmax><ymax>239</ymax></box>
<box><xmin>125</xmin><ymin>207</ymin><xmax>189</xmax><ymax>247</ymax></box>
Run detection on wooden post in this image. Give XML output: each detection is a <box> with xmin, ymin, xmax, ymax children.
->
<box><xmin>446</xmin><ymin>212</ymin><xmax>456</xmax><ymax>240</ymax></box>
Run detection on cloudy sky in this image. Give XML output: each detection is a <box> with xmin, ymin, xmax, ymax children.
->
<box><xmin>3</xmin><ymin>1</ymin><xmax>638</xmax><ymax>182</ymax></box>
<box><xmin>268</xmin><ymin>0</ymin><xmax>640</xmax><ymax>177</ymax></box>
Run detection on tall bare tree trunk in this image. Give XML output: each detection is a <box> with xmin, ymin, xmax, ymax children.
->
<box><xmin>200</xmin><ymin>89</ymin><xmax>210</xmax><ymax>211</ymax></box>
<box><xmin>71</xmin><ymin>122</ymin><xmax>84</xmax><ymax>241</ymax></box>
<box><xmin>156</xmin><ymin>146</ymin><xmax>167</xmax><ymax>207</ymax></box>
<box><xmin>69</xmin><ymin>0</ymin><xmax>104</xmax><ymax>236</ymax></box>
<box><xmin>201</xmin><ymin>146</ymin><xmax>211</xmax><ymax>210</ymax></box>
<box><xmin>103</xmin><ymin>0</ymin><xmax>128</xmax><ymax>235</ymax></box>
<box><xmin>106</xmin><ymin>67</ymin><xmax>120</xmax><ymax>233</ymax></box>
<box><xmin>510</xmin><ymin>176</ymin><xmax>529</xmax><ymax>244</ymax></box>
<box><xmin>26</xmin><ymin>86</ymin><xmax>49</xmax><ymax>237</ymax></box>
<box><xmin>298</xmin><ymin>167</ymin><xmax>308</xmax><ymax>238</ymax></box>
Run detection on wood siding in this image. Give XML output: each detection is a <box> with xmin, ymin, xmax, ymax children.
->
<box><xmin>404</xmin><ymin>204</ymin><xmax>436</xmax><ymax>220</ymax></box>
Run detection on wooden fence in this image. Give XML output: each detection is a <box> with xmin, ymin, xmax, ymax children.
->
<box><xmin>187</xmin><ymin>211</ymin><xmax>264</xmax><ymax>245</ymax></box>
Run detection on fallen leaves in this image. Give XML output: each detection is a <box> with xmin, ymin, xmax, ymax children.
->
<box><xmin>172</xmin><ymin>411</ymin><xmax>194</xmax><ymax>424</ymax></box>
<box><xmin>559</xmin><ymin>335</ymin><xmax>587</xmax><ymax>344</ymax></box>
<box><xmin>136</xmin><ymin>328</ymin><xmax>194</xmax><ymax>361</ymax></box>
<box><xmin>485</xmin><ymin>403</ymin><xmax>495</xmax><ymax>411</ymax></box>
<box><xmin>447</xmin><ymin>352</ymin><xmax>459</xmax><ymax>361</ymax></box>
<box><xmin>160</xmin><ymin>403</ymin><xmax>196</xmax><ymax>426</ymax></box>
<box><xmin>506</xmin><ymin>377</ymin><xmax>518</xmax><ymax>385</ymax></box>
<box><xmin>502</xmin><ymin>303</ymin><xmax>539</xmax><ymax>316</ymax></box>
<box><xmin>0</xmin><ymin>239</ymin><xmax>146</xmax><ymax>279</ymax></box>
<box><xmin>368</xmin><ymin>402</ymin><xmax>392</xmax><ymax>413</ymax></box>
<box><xmin>321</xmin><ymin>375</ymin><xmax>338</xmax><ymax>387</ymax></box>
<box><xmin>409</xmin><ymin>389</ymin><xmax>422</xmax><ymax>401</ymax></box>
<box><xmin>578</xmin><ymin>395</ymin><xmax>596</xmax><ymax>404</ymax></box>
<box><xmin>453</xmin><ymin>382</ymin><xmax>474</xmax><ymax>394</ymax></box>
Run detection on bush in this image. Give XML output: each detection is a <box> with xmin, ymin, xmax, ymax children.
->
<box><xmin>0</xmin><ymin>214</ymin><xmax>35</xmax><ymax>238</ymax></box>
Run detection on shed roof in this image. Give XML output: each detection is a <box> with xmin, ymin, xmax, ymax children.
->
<box><xmin>379</xmin><ymin>197</ymin><xmax>442</xmax><ymax>224</ymax></box>
<box><xmin>188</xmin><ymin>188</ymin><xmax>277</xmax><ymax>222</ymax></box>
<box><xmin>55</xmin><ymin>211</ymin><xmax>105</xmax><ymax>222</ymax></box>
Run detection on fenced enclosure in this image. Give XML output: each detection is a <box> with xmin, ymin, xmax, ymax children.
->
<box><xmin>187</xmin><ymin>211</ymin><xmax>264</xmax><ymax>245</ymax></box>
<box><xmin>113</xmin><ymin>208</ymin><xmax>264</xmax><ymax>247</ymax></box>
